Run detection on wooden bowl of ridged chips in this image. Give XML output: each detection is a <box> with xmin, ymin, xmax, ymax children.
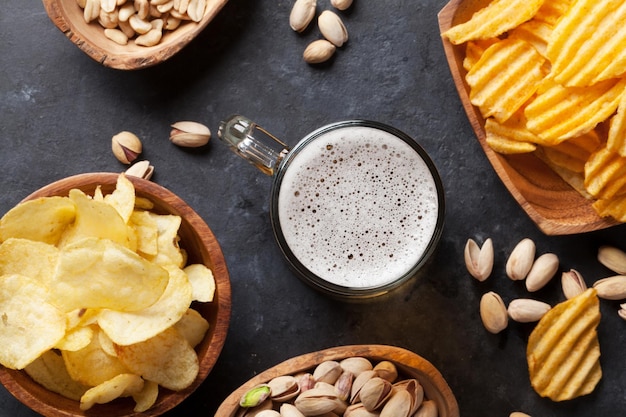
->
<box><xmin>214</xmin><ymin>345</ymin><xmax>459</xmax><ymax>417</ymax></box>
<box><xmin>42</xmin><ymin>0</ymin><xmax>229</xmax><ymax>70</ymax></box>
<box><xmin>0</xmin><ymin>172</ymin><xmax>232</xmax><ymax>416</ymax></box>
<box><xmin>437</xmin><ymin>0</ymin><xmax>620</xmax><ymax>235</ymax></box>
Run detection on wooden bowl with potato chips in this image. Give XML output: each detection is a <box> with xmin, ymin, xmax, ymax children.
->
<box><xmin>438</xmin><ymin>0</ymin><xmax>625</xmax><ymax>235</ymax></box>
<box><xmin>0</xmin><ymin>172</ymin><xmax>231</xmax><ymax>416</ymax></box>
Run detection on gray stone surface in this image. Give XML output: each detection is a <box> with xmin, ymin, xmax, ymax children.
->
<box><xmin>1</xmin><ymin>0</ymin><xmax>625</xmax><ymax>416</ymax></box>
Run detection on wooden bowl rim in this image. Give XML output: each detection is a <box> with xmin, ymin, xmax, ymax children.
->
<box><xmin>437</xmin><ymin>0</ymin><xmax>620</xmax><ymax>235</ymax></box>
<box><xmin>0</xmin><ymin>172</ymin><xmax>232</xmax><ymax>417</ymax></box>
<box><xmin>214</xmin><ymin>344</ymin><xmax>459</xmax><ymax>417</ymax></box>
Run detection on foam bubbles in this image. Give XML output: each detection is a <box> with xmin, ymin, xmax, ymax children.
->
<box><xmin>277</xmin><ymin>126</ymin><xmax>440</xmax><ymax>288</ymax></box>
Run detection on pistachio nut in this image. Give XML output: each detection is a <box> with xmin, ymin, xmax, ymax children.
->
<box><xmin>340</xmin><ymin>357</ymin><xmax>373</xmax><ymax>377</ymax></box>
<box><xmin>350</xmin><ymin>370</ymin><xmax>377</xmax><ymax>403</ymax></box>
<box><xmin>170</xmin><ymin>121</ymin><xmax>211</xmax><ymax>147</ymax></box>
<box><xmin>112</xmin><ymin>131</ymin><xmax>142</xmax><ymax>164</ymax></box>
<box><xmin>280</xmin><ymin>403</ymin><xmax>306</xmax><ymax>417</ymax></box>
<box><xmin>289</xmin><ymin>0</ymin><xmax>316</xmax><ymax>32</ymax></box>
<box><xmin>125</xmin><ymin>160</ymin><xmax>154</xmax><ymax>180</ymax></box>
<box><xmin>255</xmin><ymin>411</ymin><xmax>281</xmax><ymax>417</ymax></box>
<box><xmin>358</xmin><ymin>377</ymin><xmax>393</xmax><ymax>411</ymax></box>
<box><xmin>464</xmin><ymin>237</ymin><xmax>494</xmax><ymax>281</ymax></box>
<box><xmin>480</xmin><ymin>291</ymin><xmax>508</xmax><ymax>334</ymax></box>
<box><xmin>380</xmin><ymin>389</ymin><xmax>412</xmax><ymax>417</ymax></box>
<box><xmin>506</xmin><ymin>238</ymin><xmax>536</xmax><ymax>281</ymax></box>
<box><xmin>597</xmin><ymin>245</ymin><xmax>626</xmax><ymax>274</ymax></box>
<box><xmin>525</xmin><ymin>253</ymin><xmax>559</xmax><ymax>292</ymax></box>
<box><xmin>392</xmin><ymin>379</ymin><xmax>424</xmax><ymax>415</ymax></box>
<box><xmin>561</xmin><ymin>269</ymin><xmax>587</xmax><ymax>299</ymax></box>
<box><xmin>330</xmin><ymin>0</ymin><xmax>353</xmax><ymax>10</ymax></box>
<box><xmin>269</xmin><ymin>375</ymin><xmax>300</xmax><ymax>402</ymax></box>
<box><xmin>344</xmin><ymin>403</ymin><xmax>379</xmax><ymax>417</ymax></box>
<box><xmin>593</xmin><ymin>275</ymin><xmax>626</xmax><ymax>300</ymax></box>
<box><xmin>318</xmin><ymin>10</ymin><xmax>348</xmax><ymax>47</ymax></box>
<box><xmin>303</xmin><ymin>39</ymin><xmax>336</xmax><ymax>64</ymax></box>
<box><xmin>294</xmin><ymin>386</ymin><xmax>345</xmax><ymax>416</ymax></box>
<box><xmin>372</xmin><ymin>361</ymin><xmax>397</xmax><ymax>383</ymax></box>
<box><xmin>413</xmin><ymin>400</ymin><xmax>438</xmax><ymax>417</ymax></box>
<box><xmin>296</xmin><ymin>372</ymin><xmax>316</xmax><ymax>392</ymax></box>
<box><xmin>334</xmin><ymin>371</ymin><xmax>354</xmax><ymax>401</ymax></box>
<box><xmin>510</xmin><ymin>413</ymin><xmax>531</xmax><ymax>417</ymax></box>
<box><xmin>313</xmin><ymin>360</ymin><xmax>343</xmax><ymax>384</ymax></box>
<box><xmin>507</xmin><ymin>298</ymin><xmax>551</xmax><ymax>323</ymax></box>
<box><xmin>240</xmin><ymin>384</ymin><xmax>271</xmax><ymax>408</ymax></box>
<box><xmin>619</xmin><ymin>303</ymin><xmax>626</xmax><ymax>321</ymax></box>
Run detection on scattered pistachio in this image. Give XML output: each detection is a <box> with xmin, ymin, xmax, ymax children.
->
<box><xmin>170</xmin><ymin>121</ymin><xmax>211</xmax><ymax>147</ymax></box>
<box><xmin>331</xmin><ymin>0</ymin><xmax>353</xmax><ymax>11</ymax></box>
<box><xmin>593</xmin><ymin>275</ymin><xmax>626</xmax><ymax>300</ymax></box>
<box><xmin>480</xmin><ymin>291</ymin><xmax>508</xmax><ymax>334</ymax></box>
<box><xmin>525</xmin><ymin>253</ymin><xmax>559</xmax><ymax>292</ymax></box>
<box><xmin>318</xmin><ymin>10</ymin><xmax>348</xmax><ymax>47</ymax></box>
<box><xmin>464</xmin><ymin>237</ymin><xmax>494</xmax><ymax>281</ymax></box>
<box><xmin>125</xmin><ymin>160</ymin><xmax>154</xmax><ymax>180</ymax></box>
<box><xmin>112</xmin><ymin>131</ymin><xmax>142</xmax><ymax>164</ymax></box>
<box><xmin>597</xmin><ymin>245</ymin><xmax>626</xmax><ymax>274</ymax></box>
<box><xmin>289</xmin><ymin>0</ymin><xmax>317</xmax><ymax>33</ymax></box>
<box><xmin>303</xmin><ymin>39</ymin><xmax>336</xmax><ymax>64</ymax></box>
<box><xmin>507</xmin><ymin>299</ymin><xmax>551</xmax><ymax>323</ymax></box>
<box><xmin>561</xmin><ymin>269</ymin><xmax>587</xmax><ymax>299</ymax></box>
<box><xmin>506</xmin><ymin>238</ymin><xmax>536</xmax><ymax>281</ymax></box>
<box><xmin>413</xmin><ymin>400</ymin><xmax>438</xmax><ymax>417</ymax></box>
<box><xmin>619</xmin><ymin>303</ymin><xmax>626</xmax><ymax>321</ymax></box>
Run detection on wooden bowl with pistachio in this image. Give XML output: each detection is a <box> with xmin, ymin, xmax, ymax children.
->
<box><xmin>215</xmin><ymin>345</ymin><xmax>459</xmax><ymax>417</ymax></box>
<box><xmin>0</xmin><ymin>172</ymin><xmax>231</xmax><ymax>416</ymax></box>
<box><xmin>42</xmin><ymin>0</ymin><xmax>229</xmax><ymax>70</ymax></box>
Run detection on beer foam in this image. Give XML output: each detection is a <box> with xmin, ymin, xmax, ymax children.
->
<box><xmin>277</xmin><ymin>125</ymin><xmax>440</xmax><ymax>289</ymax></box>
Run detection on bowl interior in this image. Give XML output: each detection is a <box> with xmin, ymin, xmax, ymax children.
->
<box><xmin>0</xmin><ymin>172</ymin><xmax>231</xmax><ymax>417</ymax></box>
<box><xmin>437</xmin><ymin>0</ymin><xmax>619</xmax><ymax>235</ymax></box>
<box><xmin>42</xmin><ymin>0</ymin><xmax>229</xmax><ymax>70</ymax></box>
<box><xmin>214</xmin><ymin>345</ymin><xmax>459</xmax><ymax>417</ymax></box>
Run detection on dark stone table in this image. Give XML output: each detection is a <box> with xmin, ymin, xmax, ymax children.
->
<box><xmin>1</xmin><ymin>1</ymin><xmax>625</xmax><ymax>416</ymax></box>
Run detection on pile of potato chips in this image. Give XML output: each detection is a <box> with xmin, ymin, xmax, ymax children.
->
<box><xmin>442</xmin><ymin>0</ymin><xmax>626</xmax><ymax>222</ymax></box>
<box><xmin>0</xmin><ymin>174</ymin><xmax>216</xmax><ymax>412</ymax></box>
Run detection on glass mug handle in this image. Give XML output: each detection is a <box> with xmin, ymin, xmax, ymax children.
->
<box><xmin>217</xmin><ymin>115</ymin><xmax>290</xmax><ymax>176</ymax></box>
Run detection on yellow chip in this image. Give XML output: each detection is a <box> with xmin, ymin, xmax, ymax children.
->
<box><xmin>0</xmin><ymin>238</ymin><xmax>58</xmax><ymax>284</ymax></box>
<box><xmin>463</xmin><ymin>38</ymin><xmax>500</xmax><ymax>71</ymax></box>
<box><xmin>442</xmin><ymin>0</ymin><xmax>545</xmax><ymax>45</ymax></box>
<box><xmin>584</xmin><ymin>146</ymin><xmax>626</xmax><ymax>200</ymax></box>
<box><xmin>146</xmin><ymin>213</ymin><xmax>185</xmax><ymax>267</ymax></box>
<box><xmin>129</xmin><ymin>210</ymin><xmax>159</xmax><ymax>257</ymax></box>
<box><xmin>525</xmin><ymin>78</ymin><xmax>626</xmax><ymax>144</ymax></box>
<box><xmin>132</xmin><ymin>380</ymin><xmax>159</xmax><ymax>412</ymax></box>
<box><xmin>607</xmin><ymin>91</ymin><xmax>626</xmax><ymax>157</ymax></box>
<box><xmin>50</xmin><ymin>237</ymin><xmax>169</xmax><ymax>312</ymax></box>
<box><xmin>467</xmin><ymin>38</ymin><xmax>547</xmax><ymax>123</ymax></box>
<box><xmin>184</xmin><ymin>263</ymin><xmax>216</xmax><ymax>302</ymax></box>
<box><xmin>541</xmin><ymin>130</ymin><xmax>603</xmax><ymax>173</ymax></box>
<box><xmin>527</xmin><ymin>289</ymin><xmax>602</xmax><ymax>401</ymax></box>
<box><xmin>24</xmin><ymin>350</ymin><xmax>90</xmax><ymax>401</ymax></box>
<box><xmin>115</xmin><ymin>326</ymin><xmax>199</xmax><ymax>391</ymax></box>
<box><xmin>174</xmin><ymin>308</ymin><xmax>210</xmax><ymax>348</ymax></box>
<box><xmin>0</xmin><ymin>274</ymin><xmax>66</xmax><ymax>369</ymax></box>
<box><xmin>532</xmin><ymin>0</ymin><xmax>571</xmax><ymax>26</ymax></box>
<box><xmin>103</xmin><ymin>173</ymin><xmax>135</xmax><ymax>224</ymax></box>
<box><xmin>484</xmin><ymin>110</ymin><xmax>541</xmax><ymax>154</ymax></box>
<box><xmin>547</xmin><ymin>0</ymin><xmax>626</xmax><ymax>87</ymax></box>
<box><xmin>508</xmin><ymin>19</ymin><xmax>553</xmax><ymax>58</ymax></box>
<box><xmin>97</xmin><ymin>264</ymin><xmax>192</xmax><ymax>346</ymax></box>
<box><xmin>593</xmin><ymin>194</ymin><xmax>626</xmax><ymax>222</ymax></box>
<box><xmin>0</xmin><ymin>196</ymin><xmax>75</xmax><ymax>244</ymax></box>
<box><xmin>55</xmin><ymin>325</ymin><xmax>94</xmax><ymax>352</ymax></box>
<box><xmin>80</xmin><ymin>373</ymin><xmax>144</xmax><ymax>411</ymax></box>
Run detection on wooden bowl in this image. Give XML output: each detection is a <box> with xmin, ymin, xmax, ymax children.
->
<box><xmin>437</xmin><ymin>0</ymin><xmax>620</xmax><ymax>235</ymax></box>
<box><xmin>42</xmin><ymin>0</ymin><xmax>229</xmax><ymax>70</ymax></box>
<box><xmin>214</xmin><ymin>345</ymin><xmax>459</xmax><ymax>417</ymax></box>
<box><xmin>0</xmin><ymin>172</ymin><xmax>232</xmax><ymax>416</ymax></box>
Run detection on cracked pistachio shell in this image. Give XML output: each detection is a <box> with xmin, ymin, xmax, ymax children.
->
<box><xmin>561</xmin><ymin>269</ymin><xmax>587</xmax><ymax>299</ymax></box>
<box><xmin>413</xmin><ymin>400</ymin><xmax>438</xmax><ymax>417</ymax></box>
<box><xmin>344</xmin><ymin>403</ymin><xmax>379</xmax><ymax>417</ymax></box>
<box><xmin>280</xmin><ymin>403</ymin><xmax>306</xmax><ymax>417</ymax></box>
<box><xmin>240</xmin><ymin>384</ymin><xmax>271</xmax><ymax>408</ymax></box>
<box><xmin>125</xmin><ymin>160</ymin><xmax>154</xmax><ymax>180</ymax></box>
<box><xmin>170</xmin><ymin>121</ymin><xmax>211</xmax><ymax>147</ymax></box>
<box><xmin>269</xmin><ymin>375</ymin><xmax>300</xmax><ymax>402</ymax></box>
<box><xmin>313</xmin><ymin>360</ymin><xmax>343</xmax><ymax>384</ymax></box>
<box><xmin>373</xmin><ymin>361</ymin><xmax>397</xmax><ymax>383</ymax></box>
<box><xmin>294</xmin><ymin>386</ymin><xmax>343</xmax><ymax>416</ymax></box>
<box><xmin>334</xmin><ymin>371</ymin><xmax>354</xmax><ymax>401</ymax></box>
<box><xmin>464</xmin><ymin>238</ymin><xmax>494</xmax><ymax>281</ymax></box>
<box><xmin>480</xmin><ymin>291</ymin><xmax>508</xmax><ymax>334</ymax></box>
<box><xmin>112</xmin><ymin>131</ymin><xmax>142</xmax><ymax>164</ymax></box>
<box><xmin>359</xmin><ymin>377</ymin><xmax>393</xmax><ymax>411</ymax></box>
<box><xmin>340</xmin><ymin>357</ymin><xmax>373</xmax><ymax>377</ymax></box>
<box><xmin>318</xmin><ymin>10</ymin><xmax>348</xmax><ymax>47</ymax></box>
<box><xmin>350</xmin><ymin>370</ymin><xmax>377</xmax><ymax>403</ymax></box>
<box><xmin>380</xmin><ymin>389</ymin><xmax>412</xmax><ymax>417</ymax></box>
<box><xmin>392</xmin><ymin>379</ymin><xmax>424</xmax><ymax>415</ymax></box>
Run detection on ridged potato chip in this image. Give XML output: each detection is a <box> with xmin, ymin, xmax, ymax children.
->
<box><xmin>527</xmin><ymin>288</ymin><xmax>602</xmax><ymax>401</ymax></box>
<box><xmin>607</xmin><ymin>91</ymin><xmax>626</xmax><ymax>157</ymax></box>
<box><xmin>463</xmin><ymin>38</ymin><xmax>499</xmax><ymax>71</ymax></box>
<box><xmin>484</xmin><ymin>114</ymin><xmax>538</xmax><ymax>154</ymax></box>
<box><xmin>532</xmin><ymin>0</ymin><xmax>571</xmax><ymax>26</ymax></box>
<box><xmin>584</xmin><ymin>146</ymin><xmax>626</xmax><ymax>200</ymax></box>
<box><xmin>541</xmin><ymin>130</ymin><xmax>603</xmax><ymax>173</ymax></box>
<box><xmin>593</xmin><ymin>194</ymin><xmax>626</xmax><ymax>222</ymax></box>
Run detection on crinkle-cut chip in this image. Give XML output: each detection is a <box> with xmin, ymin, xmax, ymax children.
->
<box><xmin>62</xmin><ymin>326</ymin><xmax>131</xmax><ymax>386</ymax></box>
<box><xmin>607</xmin><ymin>91</ymin><xmax>626</xmax><ymax>157</ymax></box>
<box><xmin>547</xmin><ymin>0</ymin><xmax>626</xmax><ymax>87</ymax></box>
<box><xmin>525</xmin><ymin>78</ymin><xmax>626</xmax><ymax>144</ymax></box>
<box><xmin>80</xmin><ymin>373</ymin><xmax>144</xmax><ymax>411</ymax></box>
<box><xmin>97</xmin><ymin>264</ymin><xmax>192</xmax><ymax>346</ymax></box>
<box><xmin>584</xmin><ymin>146</ymin><xmax>626</xmax><ymax>200</ymax></box>
<box><xmin>103</xmin><ymin>173</ymin><xmax>135</xmax><ymax>224</ymax></box>
<box><xmin>541</xmin><ymin>130</ymin><xmax>603</xmax><ymax>173</ymax></box>
<box><xmin>24</xmin><ymin>350</ymin><xmax>90</xmax><ymax>401</ymax></box>
<box><xmin>593</xmin><ymin>194</ymin><xmax>626</xmax><ymax>222</ymax></box>
<box><xmin>129</xmin><ymin>210</ymin><xmax>159</xmax><ymax>257</ymax></box>
<box><xmin>146</xmin><ymin>213</ymin><xmax>184</xmax><ymax>267</ymax></box>
<box><xmin>55</xmin><ymin>325</ymin><xmax>94</xmax><ymax>352</ymax></box>
<box><xmin>467</xmin><ymin>38</ymin><xmax>547</xmax><ymax>123</ymax></box>
<box><xmin>59</xmin><ymin>189</ymin><xmax>130</xmax><ymax>249</ymax></box>
<box><xmin>441</xmin><ymin>0</ymin><xmax>545</xmax><ymax>45</ymax></box>
<box><xmin>463</xmin><ymin>38</ymin><xmax>500</xmax><ymax>71</ymax></box>
<box><xmin>533</xmin><ymin>0</ymin><xmax>572</xmax><ymax>26</ymax></box>
<box><xmin>0</xmin><ymin>196</ymin><xmax>75</xmax><ymax>245</ymax></box>
<box><xmin>174</xmin><ymin>308</ymin><xmax>210</xmax><ymax>348</ymax></box>
<box><xmin>184</xmin><ymin>263</ymin><xmax>216</xmax><ymax>302</ymax></box>
<box><xmin>50</xmin><ymin>237</ymin><xmax>169</xmax><ymax>312</ymax></box>
<box><xmin>508</xmin><ymin>19</ymin><xmax>554</xmax><ymax>58</ymax></box>
<box><xmin>0</xmin><ymin>238</ymin><xmax>58</xmax><ymax>284</ymax></box>
<box><xmin>132</xmin><ymin>380</ymin><xmax>159</xmax><ymax>412</ymax></box>
<box><xmin>115</xmin><ymin>326</ymin><xmax>199</xmax><ymax>391</ymax></box>
<box><xmin>0</xmin><ymin>274</ymin><xmax>66</xmax><ymax>369</ymax></box>
<box><xmin>527</xmin><ymin>289</ymin><xmax>602</xmax><ymax>401</ymax></box>
<box><xmin>484</xmin><ymin>112</ymin><xmax>539</xmax><ymax>154</ymax></box>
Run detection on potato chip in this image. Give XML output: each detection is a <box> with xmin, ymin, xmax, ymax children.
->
<box><xmin>174</xmin><ymin>308</ymin><xmax>210</xmax><ymax>348</ymax></box>
<box><xmin>0</xmin><ymin>238</ymin><xmax>58</xmax><ymax>284</ymax></box>
<box><xmin>62</xmin><ymin>326</ymin><xmax>130</xmax><ymax>386</ymax></box>
<box><xmin>146</xmin><ymin>213</ymin><xmax>185</xmax><ymax>267</ymax></box>
<box><xmin>97</xmin><ymin>264</ymin><xmax>192</xmax><ymax>346</ymax></box>
<box><xmin>466</xmin><ymin>38</ymin><xmax>547</xmax><ymax>123</ymax></box>
<box><xmin>541</xmin><ymin>130</ymin><xmax>603</xmax><ymax>173</ymax></box>
<box><xmin>607</xmin><ymin>91</ymin><xmax>626</xmax><ymax>157</ymax></box>
<box><xmin>527</xmin><ymin>288</ymin><xmax>601</xmax><ymax>401</ymax></box>
<box><xmin>547</xmin><ymin>0</ymin><xmax>626</xmax><ymax>87</ymax></box>
<box><xmin>463</xmin><ymin>38</ymin><xmax>500</xmax><ymax>71</ymax></box>
<box><xmin>24</xmin><ymin>350</ymin><xmax>90</xmax><ymax>401</ymax></box>
<box><xmin>50</xmin><ymin>237</ymin><xmax>169</xmax><ymax>312</ymax></box>
<box><xmin>0</xmin><ymin>274</ymin><xmax>66</xmax><ymax>369</ymax></box>
<box><xmin>593</xmin><ymin>194</ymin><xmax>626</xmax><ymax>222</ymax></box>
<box><xmin>55</xmin><ymin>325</ymin><xmax>94</xmax><ymax>352</ymax></box>
<box><xmin>484</xmin><ymin>111</ymin><xmax>542</xmax><ymax>154</ymax></box>
<box><xmin>129</xmin><ymin>210</ymin><xmax>159</xmax><ymax>257</ymax></box>
<box><xmin>532</xmin><ymin>0</ymin><xmax>571</xmax><ymax>26</ymax></box>
<box><xmin>525</xmin><ymin>78</ymin><xmax>626</xmax><ymax>144</ymax></box>
<box><xmin>184</xmin><ymin>263</ymin><xmax>216</xmax><ymax>302</ymax></box>
<box><xmin>584</xmin><ymin>146</ymin><xmax>626</xmax><ymax>200</ymax></box>
<box><xmin>0</xmin><ymin>196</ymin><xmax>75</xmax><ymax>245</ymax></box>
<box><xmin>441</xmin><ymin>0</ymin><xmax>545</xmax><ymax>45</ymax></box>
<box><xmin>132</xmin><ymin>380</ymin><xmax>159</xmax><ymax>412</ymax></box>
<box><xmin>115</xmin><ymin>326</ymin><xmax>199</xmax><ymax>391</ymax></box>
<box><xmin>103</xmin><ymin>173</ymin><xmax>136</xmax><ymax>224</ymax></box>
<box><xmin>508</xmin><ymin>19</ymin><xmax>553</xmax><ymax>58</ymax></box>
<box><xmin>80</xmin><ymin>373</ymin><xmax>144</xmax><ymax>411</ymax></box>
